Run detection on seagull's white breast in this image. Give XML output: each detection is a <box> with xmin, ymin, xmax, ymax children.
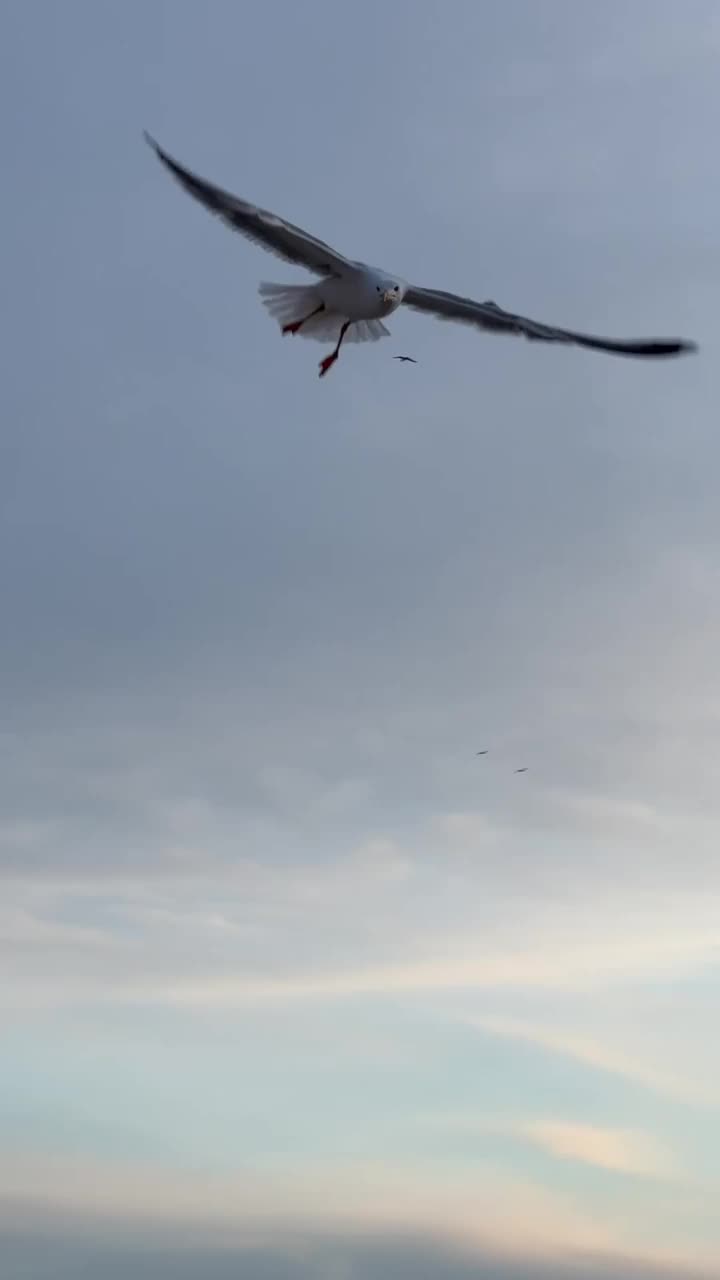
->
<box><xmin>319</xmin><ymin>268</ymin><xmax>402</xmax><ymax>321</ymax></box>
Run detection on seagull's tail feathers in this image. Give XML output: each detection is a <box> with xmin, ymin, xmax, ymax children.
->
<box><xmin>344</xmin><ymin>318</ymin><xmax>391</xmax><ymax>343</ymax></box>
<box><xmin>259</xmin><ymin>282</ymin><xmax>390</xmax><ymax>343</ymax></box>
<box><xmin>259</xmin><ymin>282</ymin><xmax>320</xmax><ymax>325</ymax></box>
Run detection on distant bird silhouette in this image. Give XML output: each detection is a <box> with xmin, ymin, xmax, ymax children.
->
<box><xmin>514</xmin><ymin>767</ymin><xmax>528</xmax><ymax>773</ymax></box>
<box><xmin>475</xmin><ymin>750</ymin><xmax>489</xmax><ymax>756</ymax></box>
<box><xmin>394</xmin><ymin>355</ymin><xmax>417</xmax><ymax>363</ymax></box>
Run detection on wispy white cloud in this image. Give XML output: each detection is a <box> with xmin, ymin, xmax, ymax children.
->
<box><xmin>1</xmin><ymin>845</ymin><xmax>719</xmax><ymax>1014</ymax></box>
<box><xmin>0</xmin><ymin>907</ymin><xmax>119</xmax><ymax>951</ymax></box>
<box><xmin>1</xmin><ymin>935</ymin><xmax>716</xmax><ymax>1014</ymax></box>
<box><xmin>150</xmin><ymin>924</ymin><xmax>720</xmax><ymax>1006</ymax></box>
<box><xmin>456</xmin><ymin>1014</ymin><xmax>720</xmax><ymax>1107</ymax></box>
<box><xmin>513</xmin><ymin>1119</ymin><xmax>679</xmax><ymax>1180</ymax></box>
<box><xmin>419</xmin><ymin>1113</ymin><xmax>681</xmax><ymax>1180</ymax></box>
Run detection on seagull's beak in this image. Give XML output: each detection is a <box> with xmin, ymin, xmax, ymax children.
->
<box><xmin>383</xmin><ymin>289</ymin><xmax>396</xmax><ymax>304</ymax></box>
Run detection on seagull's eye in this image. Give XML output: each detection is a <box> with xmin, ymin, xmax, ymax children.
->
<box><xmin>393</xmin><ymin>285</ymin><xmax>399</xmax><ymax>292</ymax></box>
<box><xmin>376</xmin><ymin>286</ymin><xmax>381</xmax><ymax>292</ymax></box>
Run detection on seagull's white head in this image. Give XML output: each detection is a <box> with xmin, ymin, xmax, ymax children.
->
<box><xmin>372</xmin><ymin>274</ymin><xmax>406</xmax><ymax>314</ymax></box>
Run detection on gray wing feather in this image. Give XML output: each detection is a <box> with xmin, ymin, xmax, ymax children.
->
<box><xmin>144</xmin><ymin>133</ymin><xmax>352</xmax><ymax>277</ymax></box>
<box><xmin>402</xmin><ymin>285</ymin><xmax>697</xmax><ymax>359</ymax></box>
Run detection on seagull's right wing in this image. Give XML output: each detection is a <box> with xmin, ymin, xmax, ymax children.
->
<box><xmin>402</xmin><ymin>285</ymin><xmax>697</xmax><ymax>359</ymax></box>
<box><xmin>144</xmin><ymin>133</ymin><xmax>353</xmax><ymax>278</ymax></box>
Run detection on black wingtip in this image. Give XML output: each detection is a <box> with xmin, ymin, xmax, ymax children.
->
<box><xmin>657</xmin><ymin>339</ymin><xmax>699</xmax><ymax>357</ymax></box>
<box><xmin>142</xmin><ymin>132</ymin><xmax>193</xmax><ymax>189</ymax></box>
<box><xmin>574</xmin><ymin>333</ymin><xmax>700</xmax><ymax>359</ymax></box>
<box><xmin>143</xmin><ymin>131</ymin><xmax>170</xmax><ymax>165</ymax></box>
<box><xmin>626</xmin><ymin>336</ymin><xmax>699</xmax><ymax>358</ymax></box>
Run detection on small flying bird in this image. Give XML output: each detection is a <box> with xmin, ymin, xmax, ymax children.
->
<box><xmin>514</xmin><ymin>768</ymin><xmax>529</xmax><ymax>773</ymax></box>
<box><xmin>144</xmin><ymin>133</ymin><xmax>697</xmax><ymax>379</ymax></box>
<box><xmin>394</xmin><ymin>355</ymin><xmax>418</xmax><ymax>363</ymax></box>
<box><xmin>475</xmin><ymin>750</ymin><xmax>489</xmax><ymax>756</ymax></box>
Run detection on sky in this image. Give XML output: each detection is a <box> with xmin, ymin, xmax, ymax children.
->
<box><xmin>1</xmin><ymin>1</ymin><xmax>720</xmax><ymax>1277</ymax></box>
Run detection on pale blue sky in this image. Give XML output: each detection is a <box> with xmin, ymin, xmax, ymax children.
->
<box><xmin>2</xmin><ymin>2</ymin><xmax>720</xmax><ymax>1277</ymax></box>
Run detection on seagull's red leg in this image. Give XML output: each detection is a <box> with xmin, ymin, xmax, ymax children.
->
<box><xmin>319</xmin><ymin>320</ymin><xmax>351</xmax><ymax>378</ymax></box>
<box><xmin>282</xmin><ymin>303</ymin><xmax>325</xmax><ymax>335</ymax></box>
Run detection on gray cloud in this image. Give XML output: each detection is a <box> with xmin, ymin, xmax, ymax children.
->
<box><xmin>0</xmin><ymin>1213</ymin><xmax>711</xmax><ymax>1280</ymax></box>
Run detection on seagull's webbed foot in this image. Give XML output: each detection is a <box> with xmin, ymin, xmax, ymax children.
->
<box><xmin>318</xmin><ymin>320</ymin><xmax>351</xmax><ymax>379</ymax></box>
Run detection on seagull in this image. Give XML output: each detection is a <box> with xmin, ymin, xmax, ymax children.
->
<box><xmin>394</xmin><ymin>355</ymin><xmax>418</xmax><ymax>364</ymax></box>
<box><xmin>144</xmin><ymin>133</ymin><xmax>697</xmax><ymax>379</ymax></box>
<box><xmin>475</xmin><ymin>750</ymin><xmax>489</xmax><ymax>756</ymax></box>
<box><xmin>514</xmin><ymin>768</ymin><xmax>529</xmax><ymax>774</ymax></box>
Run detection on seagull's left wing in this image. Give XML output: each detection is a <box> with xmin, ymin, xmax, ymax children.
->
<box><xmin>402</xmin><ymin>285</ymin><xmax>697</xmax><ymax>358</ymax></box>
<box><xmin>144</xmin><ymin>133</ymin><xmax>353</xmax><ymax>277</ymax></box>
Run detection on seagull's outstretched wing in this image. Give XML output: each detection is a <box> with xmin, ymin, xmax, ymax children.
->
<box><xmin>144</xmin><ymin>133</ymin><xmax>353</xmax><ymax>278</ymax></box>
<box><xmin>402</xmin><ymin>286</ymin><xmax>697</xmax><ymax>359</ymax></box>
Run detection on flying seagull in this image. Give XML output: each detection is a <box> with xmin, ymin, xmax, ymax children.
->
<box><xmin>394</xmin><ymin>355</ymin><xmax>418</xmax><ymax>364</ymax></box>
<box><xmin>476</xmin><ymin>750</ymin><xmax>489</xmax><ymax>756</ymax></box>
<box><xmin>144</xmin><ymin>133</ymin><xmax>697</xmax><ymax>379</ymax></box>
<box><xmin>514</xmin><ymin>768</ymin><xmax>529</xmax><ymax>774</ymax></box>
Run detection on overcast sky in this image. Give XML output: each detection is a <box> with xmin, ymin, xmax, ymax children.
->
<box><xmin>2</xmin><ymin>2</ymin><xmax>720</xmax><ymax>1277</ymax></box>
